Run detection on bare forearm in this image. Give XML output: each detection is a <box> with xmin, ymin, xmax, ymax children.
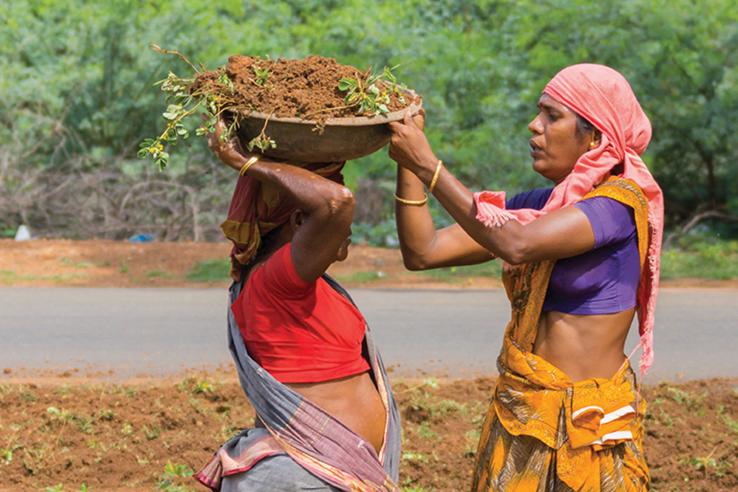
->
<box><xmin>395</xmin><ymin>166</ymin><xmax>438</xmax><ymax>263</ymax></box>
<box><xmin>248</xmin><ymin>161</ymin><xmax>351</xmax><ymax>215</ymax></box>
<box><xmin>396</xmin><ymin>165</ymin><xmax>497</xmax><ymax>269</ymax></box>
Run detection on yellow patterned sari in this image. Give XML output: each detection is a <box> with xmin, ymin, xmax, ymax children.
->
<box><xmin>472</xmin><ymin>178</ymin><xmax>650</xmax><ymax>492</ymax></box>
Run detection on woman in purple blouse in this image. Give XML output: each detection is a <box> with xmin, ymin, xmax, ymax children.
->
<box><xmin>387</xmin><ymin>64</ymin><xmax>663</xmax><ymax>490</ymax></box>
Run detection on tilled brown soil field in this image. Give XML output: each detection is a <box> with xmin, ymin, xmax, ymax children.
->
<box><xmin>0</xmin><ymin>374</ymin><xmax>735</xmax><ymax>491</ymax></box>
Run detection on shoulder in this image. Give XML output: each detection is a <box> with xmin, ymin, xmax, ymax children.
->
<box><xmin>585</xmin><ymin>177</ymin><xmax>648</xmax><ymax>213</ymax></box>
<box><xmin>575</xmin><ymin>195</ymin><xmax>636</xmax><ymax>248</ymax></box>
<box><xmin>248</xmin><ymin>243</ymin><xmax>313</xmax><ymax>297</ymax></box>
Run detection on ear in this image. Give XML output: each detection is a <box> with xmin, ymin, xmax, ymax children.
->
<box><xmin>289</xmin><ymin>209</ymin><xmax>304</xmax><ymax>232</ymax></box>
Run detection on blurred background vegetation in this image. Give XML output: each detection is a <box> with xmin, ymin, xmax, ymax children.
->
<box><xmin>1</xmin><ymin>0</ymin><xmax>737</xmax><ymax>255</ymax></box>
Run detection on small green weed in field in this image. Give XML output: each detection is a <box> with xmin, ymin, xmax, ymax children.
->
<box><xmin>717</xmin><ymin>405</ymin><xmax>738</xmax><ymax>434</ymax></box>
<box><xmin>76</xmin><ymin>416</ymin><xmax>94</xmax><ymax>434</ymax></box>
<box><xmin>416</xmin><ymin>422</ymin><xmax>438</xmax><ymax>440</ymax></box>
<box><xmin>157</xmin><ymin>460</ymin><xmax>194</xmax><ymax>491</ymax></box>
<box><xmin>665</xmin><ymin>386</ymin><xmax>705</xmax><ymax>411</ymax></box>
<box><xmin>179</xmin><ymin>376</ymin><xmax>216</xmax><ymax>395</ymax></box>
<box><xmin>1</xmin><ymin>447</ymin><xmax>13</xmax><ymax>464</ymax></box>
<box><xmin>144</xmin><ymin>425</ymin><xmax>161</xmax><ymax>441</ymax></box>
<box><xmin>402</xmin><ymin>451</ymin><xmax>429</xmax><ymax>463</ymax></box>
<box><xmin>434</xmin><ymin>399</ymin><xmax>466</xmax><ymax>415</ymax></box>
<box><xmin>120</xmin><ymin>422</ymin><xmax>134</xmax><ymax>436</ymax></box>
<box><xmin>684</xmin><ymin>446</ymin><xmax>729</xmax><ymax>477</ymax></box>
<box><xmin>47</xmin><ymin>406</ymin><xmax>74</xmax><ymax>422</ymax></box>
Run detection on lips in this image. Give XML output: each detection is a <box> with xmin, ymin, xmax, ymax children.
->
<box><xmin>529</xmin><ymin>140</ymin><xmax>544</xmax><ymax>157</ymax></box>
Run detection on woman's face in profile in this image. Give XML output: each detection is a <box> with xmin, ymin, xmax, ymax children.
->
<box><xmin>527</xmin><ymin>93</ymin><xmax>592</xmax><ymax>184</ymax></box>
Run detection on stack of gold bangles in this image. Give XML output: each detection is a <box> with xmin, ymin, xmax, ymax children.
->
<box><xmin>394</xmin><ymin>159</ymin><xmax>443</xmax><ymax>206</ymax></box>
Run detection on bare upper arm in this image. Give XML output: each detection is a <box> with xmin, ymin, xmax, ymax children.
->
<box><xmin>512</xmin><ymin>205</ymin><xmax>596</xmax><ymax>263</ymax></box>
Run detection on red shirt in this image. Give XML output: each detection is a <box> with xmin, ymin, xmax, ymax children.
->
<box><xmin>231</xmin><ymin>243</ymin><xmax>370</xmax><ymax>383</ymax></box>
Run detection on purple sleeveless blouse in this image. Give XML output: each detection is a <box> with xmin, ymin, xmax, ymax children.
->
<box><xmin>506</xmin><ymin>188</ymin><xmax>640</xmax><ymax>315</ymax></box>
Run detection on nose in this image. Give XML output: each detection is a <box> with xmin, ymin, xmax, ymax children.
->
<box><xmin>528</xmin><ymin>113</ymin><xmax>543</xmax><ymax>134</ymax></box>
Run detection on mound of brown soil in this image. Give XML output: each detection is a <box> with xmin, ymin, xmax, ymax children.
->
<box><xmin>192</xmin><ymin>55</ymin><xmax>410</xmax><ymax>124</ymax></box>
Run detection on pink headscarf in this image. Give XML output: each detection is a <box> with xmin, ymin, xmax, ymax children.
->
<box><xmin>473</xmin><ymin>64</ymin><xmax>664</xmax><ymax>374</ymax></box>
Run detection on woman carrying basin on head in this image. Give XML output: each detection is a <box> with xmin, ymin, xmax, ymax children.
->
<box><xmin>388</xmin><ymin>64</ymin><xmax>663</xmax><ymax>490</ymax></box>
<box><xmin>195</xmin><ymin>119</ymin><xmax>401</xmax><ymax>491</ymax></box>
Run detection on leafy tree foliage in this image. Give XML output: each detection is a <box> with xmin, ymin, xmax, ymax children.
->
<box><xmin>1</xmin><ymin>0</ymin><xmax>736</xmax><ymax>239</ymax></box>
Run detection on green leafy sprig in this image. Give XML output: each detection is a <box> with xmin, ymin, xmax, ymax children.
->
<box><xmin>252</xmin><ymin>65</ymin><xmax>270</xmax><ymax>87</ymax></box>
<box><xmin>337</xmin><ymin>65</ymin><xmax>406</xmax><ymax>116</ymax></box>
<box><xmin>138</xmin><ymin>46</ymin><xmax>240</xmax><ymax>170</ymax></box>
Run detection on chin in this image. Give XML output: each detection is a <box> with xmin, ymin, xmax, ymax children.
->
<box><xmin>532</xmin><ymin>160</ymin><xmax>565</xmax><ymax>183</ymax></box>
<box><xmin>531</xmin><ymin>159</ymin><xmax>551</xmax><ymax>179</ymax></box>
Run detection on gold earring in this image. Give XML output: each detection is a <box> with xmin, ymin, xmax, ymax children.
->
<box><xmin>589</xmin><ymin>140</ymin><xmax>598</xmax><ymax>149</ymax></box>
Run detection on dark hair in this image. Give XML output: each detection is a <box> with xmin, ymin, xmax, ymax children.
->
<box><xmin>575</xmin><ymin>113</ymin><xmax>596</xmax><ymax>138</ymax></box>
<box><xmin>575</xmin><ymin>114</ymin><xmax>623</xmax><ymax>174</ymax></box>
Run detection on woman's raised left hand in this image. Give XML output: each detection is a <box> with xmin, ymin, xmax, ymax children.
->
<box><xmin>207</xmin><ymin>118</ymin><xmax>257</xmax><ymax>171</ymax></box>
<box><xmin>388</xmin><ymin>110</ymin><xmax>438</xmax><ymax>179</ymax></box>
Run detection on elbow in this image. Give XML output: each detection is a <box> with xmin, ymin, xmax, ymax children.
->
<box><xmin>325</xmin><ymin>186</ymin><xmax>355</xmax><ymax>222</ymax></box>
<box><xmin>402</xmin><ymin>255</ymin><xmax>427</xmax><ymax>271</ymax></box>
<box><xmin>400</xmin><ymin>248</ymin><xmax>431</xmax><ymax>271</ymax></box>
<box><xmin>499</xmin><ymin>242</ymin><xmax>531</xmax><ymax>265</ymax></box>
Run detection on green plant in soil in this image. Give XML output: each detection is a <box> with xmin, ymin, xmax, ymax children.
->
<box><xmin>252</xmin><ymin>65</ymin><xmax>270</xmax><ymax>87</ymax></box>
<box><xmin>338</xmin><ymin>65</ymin><xmax>406</xmax><ymax>116</ymax></box>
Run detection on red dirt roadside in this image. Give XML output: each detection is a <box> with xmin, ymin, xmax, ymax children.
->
<box><xmin>1</xmin><ymin>239</ymin><xmax>736</xmax><ymax>289</ymax></box>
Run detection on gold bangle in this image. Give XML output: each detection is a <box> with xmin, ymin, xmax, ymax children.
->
<box><xmin>428</xmin><ymin>159</ymin><xmax>443</xmax><ymax>193</ymax></box>
<box><xmin>394</xmin><ymin>193</ymin><xmax>428</xmax><ymax>206</ymax></box>
<box><xmin>239</xmin><ymin>156</ymin><xmax>260</xmax><ymax>176</ymax></box>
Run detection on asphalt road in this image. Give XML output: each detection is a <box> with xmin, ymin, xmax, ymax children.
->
<box><xmin>1</xmin><ymin>287</ymin><xmax>735</xmax><ymax>381</ymax></box>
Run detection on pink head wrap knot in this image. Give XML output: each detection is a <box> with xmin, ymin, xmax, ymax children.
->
<box><xmin>474</xmin><ymin>64</ymin><xmax>664</xmax><ymax>374</ymax></box>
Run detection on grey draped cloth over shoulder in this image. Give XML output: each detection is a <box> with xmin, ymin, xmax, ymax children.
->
<box><xmin>196</xmin><ymin>275</ymin><xmax>401</xmax><ymax>491</ymax></box>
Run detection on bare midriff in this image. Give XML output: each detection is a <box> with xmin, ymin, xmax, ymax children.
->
<box><xmin>533</xmin><ymin>308</ymin><xmax>636</xmax><ymax>382</ymax></box>
<box><xmin>286</xmin><ymin>371</ymin><xmax>386</xmax><ymax>454</ymax></box>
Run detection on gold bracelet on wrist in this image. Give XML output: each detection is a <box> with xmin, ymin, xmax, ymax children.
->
<box><xmin>394</xmin><ymin>192</ymin><xmax>428</xmax><ymax>206</ymax></box>
<box><xmin>239</xmin><ymin>156</ymin><xmax>260</xmax><ymax>176</ymax></box>
<box><xmin>428</xmin><ymin>159</ymin><xmax>443</xmax><ymax>194</ymax></box>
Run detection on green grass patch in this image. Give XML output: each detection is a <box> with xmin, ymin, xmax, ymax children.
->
<box><xmin>661</xmin><ymin>240</ymin><xmax>738</xmax><ymax>280</ymax></box>
<box><xmin>186</xmin><ymin>258</ymin><xmax>230</xmax><ymax>282</ymax></box>
<box><xmin>0</xmin><ymin>270</ymin><xmax>87</xmax><ymax>285</ymax></box>
<box><xmin>415</xmin><ymin>239</ymin><xmax>738</xmax><ymax>282</ymax></box>
<box><xmin>60</xmin><ymin>257</ymin><xmax>97</xmax><ymax>268</ymax></box>
<box><xmin>335</xmin><ymin>270</ymin><xmax>386</xmax><ymax>283</ymax></box>
<box><xmin>417</xmin><ymin>261</ymin><xmax>502</xmax><ymax>283</ymax></box>
<box><xmin>146</xmin><ymin>270</ymin><xmax>172</xmax><ymax>279</ymax></box>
